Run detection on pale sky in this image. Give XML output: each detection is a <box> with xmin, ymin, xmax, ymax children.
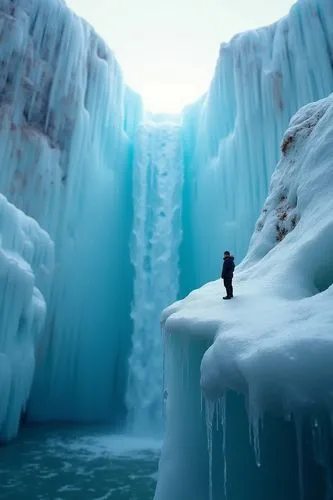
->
<box><xmin>66</xmin><ymin>0</ymin><xmax>296</xmax><ymax>113</ymax></box>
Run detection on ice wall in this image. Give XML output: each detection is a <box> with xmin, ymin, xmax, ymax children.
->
<box><xmin>0</xmin><ymin>194</ymin><xmax>53</xmax><ymax>441</ymax></box>
<box><xmin>126</xmin><ymin>121</ymin><xmax>183</xmax><ymax>434</ymax></box>
<box><xmin>1</xmin><ymin>0</ymin><xmax>333</xmax><ymax>441</ymax></box>
<box><xmin>155</xmin><ymin>94</ymin><xmax>333</xmax><ymax>500</ymax></box>
<box><xmin>182</xmin><ymin>0</ymin><xmax>333</xmax><ymax>288</ymax></box>
<box><xmin>0</xmin><ymin>0</ymin><xmax>142</xmax><ymax>423</ymax></box>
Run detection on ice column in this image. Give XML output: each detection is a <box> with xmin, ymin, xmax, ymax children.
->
<box><xmin>0</xmin><ymin>0</ymin><xmax>142</xmax><ymax>422</ymax></box>
<box><xmin>0</xmin><ymin>194</ymin><xmax>53</xmax><ymax>441</ymax></box>
<box><xmin>126</xmin><ymin>121</ymin><xmax>183</xmax><ymax>434</ymax></box>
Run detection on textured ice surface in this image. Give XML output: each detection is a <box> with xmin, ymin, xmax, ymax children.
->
<box><xmin>126</xmin><ymin>121</ymin><xmax>183</xmax><ymax>434</ymax></box>
<box><xmin>0</xmin><ymin>0</ymin><xmax>142</xmax><ymax>423</ymax></box>
<box><xmin>0</xmin><ymin>194</ymin><xmax>53</xmax><ymax>440</ymax></box>
<box><xmin>200</xmin><ymin>95</ymin><xmax>333</xmax><ymax>411</ymax></box>
<box><xmin>182</xmin><ymin>0</ymin><xmax>333</xmax><ymax>288</ymax></box>
<box><xmin>1</xmin><ymin>0</ymin><xmax>333</xmax><ymax>442</ymax></box>
<box><xmin>156</xmin><ymin>94</ymin><xmax>333</xmax><ymax>500</ymax></box>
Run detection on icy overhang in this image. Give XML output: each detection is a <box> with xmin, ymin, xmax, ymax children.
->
<box><xmin>162</xmin><ymin>94</ymin><xmax>333</xmax><ymax>419</ymax></box>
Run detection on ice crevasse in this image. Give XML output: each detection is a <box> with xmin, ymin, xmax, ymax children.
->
<box><xmin>155</xmin><ymin>95</ymin><xmax>333</xmax><ymax>500</ymax></box>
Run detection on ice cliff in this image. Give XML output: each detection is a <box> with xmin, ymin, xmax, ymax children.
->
<box><xmin>155</xmin><ymin>95</ymin><xmax>333</xmax><ymax>500</ymax></box>
<box><xmin>0</xmin><ymin>0</ymin><xmax>142</xmax><ymax>431</ymax></box>
<box><xmin>0</xmin><ymin>0</ymin><xmax>333</xmax><ymax>466</ymax></box>
<box><xmin>182</xmin><ymin>0</ymin><xmax>333</xmax><ymax>290</ymax></box>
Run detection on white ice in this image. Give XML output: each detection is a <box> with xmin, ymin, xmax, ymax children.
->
<box><xmin>0</xmin><ymin>194</ymin><xmax>53</xmax><ymax>440</ymax></box>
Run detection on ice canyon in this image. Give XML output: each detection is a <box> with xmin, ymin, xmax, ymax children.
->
<box><xmin>1</xmin><ymin>0</ymin><xmax>333</xmax><ymax>499</ymax></box>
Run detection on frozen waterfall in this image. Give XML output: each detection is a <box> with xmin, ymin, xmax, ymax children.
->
<box><xmin>126</xmin><ymin>121</ymin><xmax>183</xmax><ymax>434</ymax></box>
<box><xmin>0</xmin><ymin>0</ymin><xmax>142</xmax><ymax>426</ymax></box>
<box><xmin>0</xmin><ymin>4</ymin><xmax>332</xmax><ymax>488</ymax></box>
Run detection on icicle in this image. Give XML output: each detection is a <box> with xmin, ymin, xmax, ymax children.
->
<box><xmin>215</xmin><ymin>398</ymin><xmax>221</xmax><ymax>431</ymax></box>
<box><xmin>180</xmin><ymin>334</ymin><xmax>190</xmax><ymax>386</ymax></box>
<box><xmin>161</xmin><ymin>322</ymin><xmax>168</xmax><ymax>421</ymax></box>
<box><xmin>201</xmin><ymin>391</ymin><xmax>205</xmax><ymax>416</ymax></box>
<box><xmin>248</xmin><ymin>396</ymin><xmax>262</xmax><ymax>468</ymax></box>
<box><xmin>184</xmin><ymin>335</ymin><xmax>190</xmax><ymax>382</ymax></box>
<box><xmin>205</xmin><ymin>399</ymin><xmax>215</xmax><ymax>500</ymax></box>
<box><xmin>221</xmin><ymin>395</ymin><xmax>228</xmax><ymax>500</ymax></box>
<box><xmin>311</xmin><ymin>417</ymin><xmax>333</xmax><ymax>500</ymax></box>
<box><xmin>162</xmin><ymin>323</ymin><xmax>166</xmax><ymax>395</ymax></box>
<box><xmin>294</xmin><ymin>413</ymin><xmax>304</xmax><ymax>500</ymax></box>
<box><xmin>253</xmin><ymin>418</ymin><xmax>262</xmax><ymax>468</ymax></box>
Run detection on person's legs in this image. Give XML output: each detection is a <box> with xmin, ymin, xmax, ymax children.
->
<box><xmin>223</xmin><ymin>278</ymin><xmax>233</xmax><ymax>298</ymax></box>
<box><xmin>223</xmin><ymin>278</ymin><xmax>232</xmax><ymax>298</ymax></box>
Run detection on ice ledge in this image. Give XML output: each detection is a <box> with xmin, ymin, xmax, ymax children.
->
<box><xmin>162</xmin><ymin>93</ymin><xmax>333</xmax><ymax>418</ymax></box>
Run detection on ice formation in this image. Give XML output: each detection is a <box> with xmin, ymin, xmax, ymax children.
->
<box><xmin>155</xmin><ymin>94</ymin><xmax>333</xmax><ymax>500</ymax></box>
<box><xmin>0</xmin><ymin>0</ymin><xmax>142</xmax><ymax>425</ymax></box>
<box><xmin>0</xmin><ymin>194</ymin><xmax>53</xmax><ymax>440</ymax></box>
<box><xmin>0</xmin><ymin>0</ymin><xmax>333</xmax><ymax>466</ymax></box>
<box><xmin>182</xmin><ymin>0</ymin><xmax>333</xmax><ymax>288</ymax></box>
<box><xmin>126</xmin><ymin>121</ymin><xmax>183</xmax><ymax>434</ymax></box>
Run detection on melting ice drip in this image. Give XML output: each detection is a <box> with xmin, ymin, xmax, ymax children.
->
<box><xmin>126</xmin><ymin>121</ymin><xmax>183</xmax><ymax>435</ymax></box>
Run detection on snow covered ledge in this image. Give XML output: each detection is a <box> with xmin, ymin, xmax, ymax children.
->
<box><xmin>155</xmin><ymin>95</ymin><xmax>333</xmax><ymax>500</ymax></box>
<box><xmin>0</xmin><ymin>195</ymin><xmax>53</xmax><ymax>441</ymax></box>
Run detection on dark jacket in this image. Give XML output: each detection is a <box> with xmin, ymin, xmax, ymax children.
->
<box><xmin>221</xmin><ymin>256</ymin><xmax>235</xmax><ymax>280</ymax></box>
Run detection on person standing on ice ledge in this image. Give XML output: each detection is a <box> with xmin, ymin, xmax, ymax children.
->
<box><xmin>221</xmin><ymin>251</ymin><xmax>235</xmax><ymax>300</ymax></box>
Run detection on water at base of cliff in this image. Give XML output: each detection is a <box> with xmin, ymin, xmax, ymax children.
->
<box><xmin>0</xmin><ymin>425</ymin><xmax>160</xmax><ymax>500</ymax></box>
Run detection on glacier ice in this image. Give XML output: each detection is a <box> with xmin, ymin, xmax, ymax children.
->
<box><xmin>0</xmin><ymin>194</ymin><xmax>53</xmax><ymax>441</ymax></box>
<box><xmin>155</xmin><ymin>94</ymin><xmax>333</xmax><ymax>500</ymax></box>
<box><xmin>0</xmin><ymin>0</ymin><xmax>333</xmax><ymax>467</ymax></box>
<box><xmin>182</xmin><ymin>0</ymin><xmax>333</xmax><ymax>289</ymax></box>
<box><xmin>0</xmin><ymin>0</ymin><xmax>142</xmax><ymax>424</ymax></box>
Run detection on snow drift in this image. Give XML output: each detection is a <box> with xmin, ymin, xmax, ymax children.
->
<box><xmin>155</xmin><ymin>95</ymin><xmax>333</xmax><ymax>499</ymax></box>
